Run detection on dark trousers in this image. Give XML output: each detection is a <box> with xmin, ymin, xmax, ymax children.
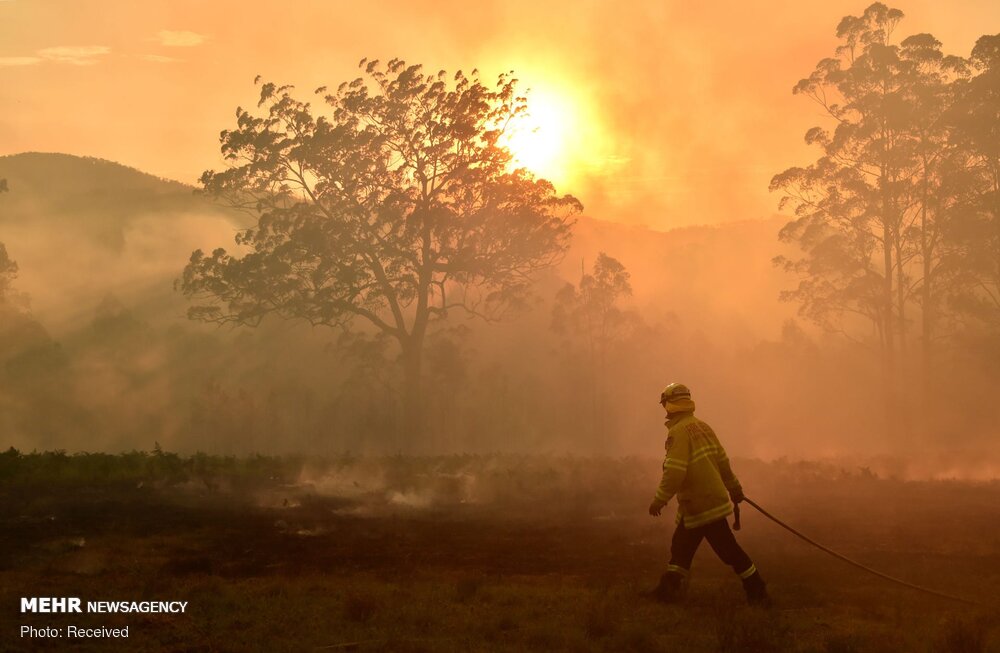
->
<box><xmin>668</xmin><ymin>517</ymin><xmax>755</xmax><ymax>578</ymax></box>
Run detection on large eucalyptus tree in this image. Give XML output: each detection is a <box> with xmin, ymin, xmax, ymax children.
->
<box><xmin>180</xmin><ymin>59</ymin><xmax>581</xmax><ymax>434</ymax></box>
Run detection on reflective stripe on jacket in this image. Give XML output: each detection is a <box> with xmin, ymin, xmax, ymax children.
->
<box><xmin>654</xmin><ymin>412</ymin><xmax>742</xmax><ymax>529</ymax></box>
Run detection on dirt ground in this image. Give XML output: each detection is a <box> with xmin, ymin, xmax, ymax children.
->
<box><xmin>2</xmin><ymin>455</ymin><xmax>999</xmax><ymax>652</ymax></box>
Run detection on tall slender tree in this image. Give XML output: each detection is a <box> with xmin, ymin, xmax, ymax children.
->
<box><xmin>773</xmin><ymin>5</ymin><xmax>1000</xmax><ymax>438</ymax></box>
<box><xmin>896</xmin><ymin>34</ymin><xmax>968</xmax><ymax>372</ymax></box>
<box><xmin>0</xmin><ymin>179</ymin><xmax>16</xmax><ymax>305</ymax></box>
<box><xmin>948</xmin><ymin>35</ymin><xmax>1000</xmax><ymax>328</ymax></box>
<box><xmin>772</xmin><ymin>5</ymin><xmax>909</xmax><ymax>348</ymax></box>
<box><xmin>552</xmin><ymin>253</ymin><xmax>639</xmax><ymax>442</ymax></box>
<box><xmin>771</xmin><ymin>3</ymin><xmax>931</xmax><ymax>434</ymax></box>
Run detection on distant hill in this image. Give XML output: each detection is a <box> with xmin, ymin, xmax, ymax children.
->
<box><xmin>0</xmin><ymin>153</ymin><xmax>211</xmax><ymax>249</ymax></box>
<box><xmin>561</xmin><ymin>215</ymin><xmax>795</xmax><ymax>342</ymax></box>
<box><xmin>0</xmin><ymin>153</ymin><xmax>246</xmax><ymax>332</ymax></box>
<box><xmin>0</xmin><ymin>152</ymin><xmax>795</xmax><ymax>339</ymax></box>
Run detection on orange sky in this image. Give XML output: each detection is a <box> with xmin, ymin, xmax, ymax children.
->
<box><xmin>1</xmin><ymin>0</ymin><xmax>997</xmax><ymax>228</ymax></box>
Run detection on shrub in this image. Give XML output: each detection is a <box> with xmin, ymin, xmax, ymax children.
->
<box><xmin>932</xmin><ymin>615</ymin><xmax>990</xmax><ymax>653</ymax></box>
<box><xmin>454</xmin><ymin>577</ymin><xmax>481</xmax><ymax>603</ymax></box>
<box><xmin>343</xmin><ymin>589</ymin><xmax>380</xmax><ymax>624</ymax></box>
<box><xmin>583</xmin><ymin>597</ymin><xmax>620</xmax><ymax>640</ymax></box>
<box><xmin>715</xmin><ymin>608</ymin><xmax>787</xmax><ymax>653</ymax></box>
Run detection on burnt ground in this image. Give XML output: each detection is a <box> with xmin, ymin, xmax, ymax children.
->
<box><xmin>1</xmin><ymin>456</ymin><xmax>999</xmax><ymax>652</ymax></box>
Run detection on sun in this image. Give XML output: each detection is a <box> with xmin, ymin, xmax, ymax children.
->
<box><xmin>502</xmin><ymin>87</ymin><xmax>577</xmax><ymax>187</ymax></box>
<box><xmin>496</xmin><ymin>74</ymin><xmax>622</xmax><ymax>193</ymax></box>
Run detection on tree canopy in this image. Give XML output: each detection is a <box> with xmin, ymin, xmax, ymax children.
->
<box><xmin>0</xmin><ymin>180</ymin><xmax>17</xmax><ymax>305</ymax></box>
<box><xmin>180</xmin><ymin>58</ymin><xmax>581</xmax><ymax>432</ymax></box>
<box><xmin>552</xmin><ymin>253</ymin><xmax>641</xmax><ymax>442</ymax></box>
<box><xmin>771</xmin><ymin>2</ymin><xmax>1000</xmax><ymax>436</ymax></box>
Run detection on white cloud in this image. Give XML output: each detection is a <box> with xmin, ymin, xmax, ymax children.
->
<box><xmin>37</xmin><ymin>45</ymin><xmax>111</xmax><ymax>65</ymax></box>
<box><xmin>0</xmin><ymin>56</ymin><xmax>43</xmax><ymax>67</ymax></box>
<box><xmin>156</xmin><ymin>30</ymin><xmax>206</xmax><ymax>47</ymax></box>
<box><xmin>139</xmin><ymin>54</ymin><xmax>180</xmax><ymax>63</ymax></box>
<box><xmin>0</xmin><ymin>45</ymin><xmax>111</xmax><ymax>67</ymax></box>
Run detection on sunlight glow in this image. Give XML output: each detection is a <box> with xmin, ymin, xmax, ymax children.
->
<box><xmin>498</xmin><ymin>76</ymin><xmax>625</xmax><ymax>195</ymax></box>
<box><xmin>502</xmin><ymin>87</ymin><xmax>579</xmax><ymax>188</ymax></box>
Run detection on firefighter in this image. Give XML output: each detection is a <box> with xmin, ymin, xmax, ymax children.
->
<box><xmin>647</xmin><ymin>382</ymin><xmax>770</xmax><ymax>606</ymax></box>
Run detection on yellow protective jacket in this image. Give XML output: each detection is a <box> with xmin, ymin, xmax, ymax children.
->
<box><xmin>654</xmin><ymin>411</ymin><xmax>742</xmax><ymax>528</ymax></box>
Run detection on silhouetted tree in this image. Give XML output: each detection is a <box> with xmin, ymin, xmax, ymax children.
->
<box><xmin>947</xmin><ymin>35</ymin><xmax>1000</xmax><ymax>328</ymax></box>
<box><xmin>0</xmin><ymin>244</ymin><xmax>21</xmax><ymax>308</ymax></box>
<box><xmin>896</xmin><ymin>34</ymin><xmax>968</xmax><ymax>369</ymax></box>
<box><xmin>180</xmin><ymin>59</ymin><xmax>580</xmax><ymax>438</ymax></box>
<box><xmin>769</xmin><ymin>3</ymin><xmax>991</xmax><ymax>435</ymax></box>
<box><xmin>772</xmin><ymin>4</ymin><xmax>1000</xmax><ymax>440</ymax></box>
<box><xmin>552</xmin><ymin>253</ymin><xmax>640</xmax><ymax>441</ymax></box>
<box><xmin>0</xmin><ymin>181</ymin><xmax>19</xmax><ymax>306</ymax></box>
<box><xmin>772</xmin><ymin>4</ymin><xmax>918</xmax><ymax>374</ymax></box>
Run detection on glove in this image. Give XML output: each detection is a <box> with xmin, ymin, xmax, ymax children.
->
<box><xmin>648</xmin><ymin>498</ymin><xmax>666</xmax><ymax>517</ymax></box>
<box><xmin>728</xmin><ymin>486</ymin><xmax>745</xmax><ymax>504</ymax></box>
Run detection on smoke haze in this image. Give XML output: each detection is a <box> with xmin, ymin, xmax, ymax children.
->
<box><xmin>0</xmin><ymin>151</ymin><xmax>996</xmax><ymax>476</ymax></box>
<box><xmin>2</xmin><ymin>1</ymin><xmax>998</xmax><ymax>228</ymax></box>
<box><xmin>0</xmin><ymin>3</ymin><xmax>998</xmax><ymax>478</ymax></box>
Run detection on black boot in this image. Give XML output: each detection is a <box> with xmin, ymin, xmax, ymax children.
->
<box><xmin>648</xmin><ymin>571</ymin><xmax>686</xmax><ymax>603</ymax></box>
<box><xmin>741</xmin><ymin>571</ymin><xmax>771</xmax><ymax>607</ymax></box>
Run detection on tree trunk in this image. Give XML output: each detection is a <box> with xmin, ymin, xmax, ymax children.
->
<box><xmin>400</xmin><ymin>337</ymin><xmax>424</xmax><ymax>448</ymax></box>
<box><xmin>919</xmin><ymin>165</ymin><xmax>933</xmax><ymax>443</ymax></box>
<box><xmin>882</xmin><ymin>182</ymin><xmax>898</xmax><ymax>441</ymax></box>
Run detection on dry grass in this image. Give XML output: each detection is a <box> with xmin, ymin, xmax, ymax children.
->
<box><xmin>2</xmin><ymin>452</ymin><xmax>999</xmax><ymax>652</ymax></box>
<box><xmin>933</xmin><ymin>615</ymin><xmax>993</xmax><ymax>653</ymax></box>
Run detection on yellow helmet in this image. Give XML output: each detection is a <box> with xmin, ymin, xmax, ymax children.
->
<box><xmin>659</xmin><ymin>382</ymin><xmax>695</xmax><ymax>412</ymax></box>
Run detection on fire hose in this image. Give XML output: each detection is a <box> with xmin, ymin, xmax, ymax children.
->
<box><xmin>736</xmin><ymin>496</ymin><xmax>987</xmax><ymax>607</ymax></box>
